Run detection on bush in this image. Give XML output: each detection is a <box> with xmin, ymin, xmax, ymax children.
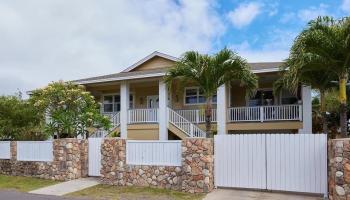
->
<box><xmin>0</xmin><ymin>95</ymin><xmax>47</xmax><ymax>140</ymax></box>
<box><xmin>29</xmin><ymin>81</ymin><xmax>111</xmax><ymax>138</ymax></box>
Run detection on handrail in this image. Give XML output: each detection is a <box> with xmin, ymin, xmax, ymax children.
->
<box><xmin>228</xmin><ymin>104</ymin><xmax>302</xmax><ymax>122</ymax></box>
<box><xmin>168</xmin><ymin>107</ymin><xmax>206</xmax><ymax>138</ymax></box>
<box><xmin>175</xmin><ymin>109</ymin><xmax>217</xmax><ymax>123</ymax></box>
<box><xmin>128</xmin><ymin>108</ymin><xmax>159</xmax><ymax>124</ymax></box>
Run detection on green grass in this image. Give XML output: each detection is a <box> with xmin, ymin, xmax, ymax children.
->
<box><xmin>0</xmin><ymin>175</ymin><xmax>59</xmax><ymax>192</ymax></box>
<box><xmin>67</xmin><ymin>184</ymin><xmax>205</xmax><ymax>200</ymax></box>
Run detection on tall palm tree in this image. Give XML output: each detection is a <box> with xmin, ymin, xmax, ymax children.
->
<box><xmin>277</xmin><ymin>16</ymin><xmax>350</xmax><ymax>137</ymax></box>
<box><xmin>164</xmin><ymin>48</ymin><xmax>257</xmax><ymax>137</ymax></box>
<box><xmin>274</xmin><ymin>57</ymin><xmax>336</xmax><ymax>134</ymax></box>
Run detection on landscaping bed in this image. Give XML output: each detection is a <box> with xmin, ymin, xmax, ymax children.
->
<box><xmin>0</xmin><ymin>175</ymin><xmax>59</xmax><ymax>192</ymax></box>
<box><xmin>67</xmin><ymin>184</ymin><xmax>205</xmax><ymax>200</ymax></box>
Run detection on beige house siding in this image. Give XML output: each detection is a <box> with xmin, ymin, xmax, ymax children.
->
<box><xmin>130</xmin><ymin>56</ymin><xmax>174</xmax><ymax>72</ymax></box>
<box><xmin>227</xmin><ymin>121</ymin><xmax>302</xmax><ymax>130</ymax></box>
<box><xmin>127</xmin><ymin>124</ymin><xmax>159</xmax><ymax>140</ymax></box>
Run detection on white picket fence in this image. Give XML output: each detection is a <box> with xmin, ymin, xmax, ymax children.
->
<box><xmin>126</xmin><ymin>140</ymin><xmax>182</xmax><ymax>166</ymax></box>
<box><xmin>0</xmin><ymin>141</ymin><xmax>11</xmax><ymax>159</ymax></box>
<box><xmin>17</xmin><ymin>141</ymin><xmax>53</xmax><ymax>161</ymax></box>
<box><xmin>214</xmin><ymin>134</ymin><xmax>327</xmax><ymax>195</ymax></box>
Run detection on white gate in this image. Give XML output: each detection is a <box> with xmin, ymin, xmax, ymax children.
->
<box><xmin>88</xmin><ymin>138</ymin><xmax>102</xmax><ymax>176</ymax></box>
<box><xmin>214</xmin><ymin>134</ymin><xmax>327</xmax><ymax>195</ymax></box>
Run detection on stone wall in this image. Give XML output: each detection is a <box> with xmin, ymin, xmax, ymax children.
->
<box><xmin>329</xmin><ymin>138</ymin><xmax>350</xmax><ymax>199</ymax></box>
<box><xmin>0</xmin><ymin>139</ymin><xmax>88</xmax><ymax>181</ymax></box>
<box><xmin>100</xmin><ymin>138</ymin><xmax>214</xmax><ymax>193</ymax></box>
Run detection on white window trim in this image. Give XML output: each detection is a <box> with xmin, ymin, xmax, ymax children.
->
<box><xmin>101</xmin><ymin>92</ymin><xmax>135</xmax><ymax>113</ymax></box>
<box><xmin>183</xmin><ymin>87</ymin><xmax>217</xmax><ymax>106</ymax></box>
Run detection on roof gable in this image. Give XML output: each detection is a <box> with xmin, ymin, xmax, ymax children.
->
<box><xmin>122</xmin><ymin>51</ymin><xmax>178</xmax><ymax>72</ymax></box>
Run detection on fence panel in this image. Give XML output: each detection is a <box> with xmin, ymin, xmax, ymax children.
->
<box><xmin>126</xmin><ymin>140</ymin><xmax>182</xmax><ymax>166</ymax></box>
<box><xmin>0</xmin><ymin>141</ymin><xmax>11</xmax><ymax>159</ymax></box>
<box><xmin>17</xmin><ymin>141</ymin><xmax>53</xmax><ymax>161</ymax></box>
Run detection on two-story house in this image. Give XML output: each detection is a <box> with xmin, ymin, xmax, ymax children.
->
<box><xmin>73</xmin><ymin>51</ymin><xmax>312</xmax><ymax>140</ymax></box>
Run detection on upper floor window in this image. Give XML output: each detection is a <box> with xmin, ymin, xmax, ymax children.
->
<box><xmin>102</xmin><ymin>94</ymin><xmax>133</xmax><ymax>113</ymax></box>
<box><xmin>248</xmin><ymin>89</ymin><xmax>274</xmax><ymax>106</ymax></box>
<box><xmin>184</xmin><ymin>87</ymin><xmax>217</xmax><ymax>105</ymax></box>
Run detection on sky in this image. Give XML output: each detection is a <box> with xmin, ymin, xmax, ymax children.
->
<box><xmin>0</xmin><ymin>0</ymin><xmax>349</xmax><ymax>97</ymax></box>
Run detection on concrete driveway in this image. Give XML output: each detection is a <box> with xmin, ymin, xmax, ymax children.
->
<box><xmin>204</xmin><ymin>189</ymin><xmax>324</xmax><ymax>200</ymax></box>
<box><xmin>0</xmin><ymin>190</ymin><xmax>87</xmax><ymax>200</ymax></box>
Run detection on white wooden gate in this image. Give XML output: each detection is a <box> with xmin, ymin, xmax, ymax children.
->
<box><xmin>214</xmin><ymin>134</ymin><xmax>327</xmax><ymax>195</ymax></box>
<box><xmin>88</xmin><ymin>138</ymin><xmax>102</xmax><ymax>176</ymax></box>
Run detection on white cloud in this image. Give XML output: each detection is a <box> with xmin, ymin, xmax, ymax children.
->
<box><xmin>229</xmin><ymin>29</ymin><xmax>298</xmax><ymax>62</ymax></box>
<box><xmin>297</xmin><ymin>4</ymin><xmax>329</xmax><ymax>22</ymax></box>
<box><xmin>342</xmin><ymin>0</ymin><xmax>350</xmax><ymax>12</ymax></box>
<box><xmin>227</xmin><ymin>2</ymin><xmax>262</xmax><ymax>29</ymax></box>
<box><xmin>0</xmin><ymin>0</ymin><xmax>225</xmax><ymax>97</ymax></box>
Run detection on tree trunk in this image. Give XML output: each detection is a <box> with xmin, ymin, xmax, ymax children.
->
<box><xmin>320</xmin><ymin>91</ymin><xmax>328</xmax><ymax>134</ymax></box>
<box><xmin>205</xmin><ymin>97</ymin><xmax>212</xmax><ymax>138</ymax></box>
<box><xmin>339</xmin><ymin>76</ymin><xmax>348</xmax><ymax>137</ymax></box>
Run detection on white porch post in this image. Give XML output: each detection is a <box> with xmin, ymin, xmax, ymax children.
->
<box><xmin>299</xmin><ymin>85</ymin><xmax>312</xmax><ymax>134</ymax></box>
<box><xmin>120</xmin><ymin>81</ymin><xmax>130</xmax><ymax>139</ymax></box>
<box><xmin>159</xmin><ymin>80</ymin><xmax>168</xmax><ymax>140</ymax></box>
<box><xmin>217</xmin><ymin>84</ymin><xmax>227</xmax><ymax>135</ymax></box>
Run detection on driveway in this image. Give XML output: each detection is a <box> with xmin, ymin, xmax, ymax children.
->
<box><xmin>204</xmin><ymin>189</ymin><xmax>324</xmax><ymax>200</ymax></box>
<box><xmin>0</xmin><ymin>190</ymin><xmax>88</xmax><ymax>200</ymax></box>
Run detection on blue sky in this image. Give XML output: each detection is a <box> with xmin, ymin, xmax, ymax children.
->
<box><xmin>0</xmin><ymin>0</ymin><xmax>349</xmax><ymax>96</ymax></box>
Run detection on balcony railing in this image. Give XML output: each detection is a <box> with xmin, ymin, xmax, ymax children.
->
<box><xmin>175</xmin><ymin>109</ymin><xmax>217</xmax><ymax>124</ymax></box>
<box><xmin>128</xmin><ymin>108</ymin><xmax>159</xmax><ymax>124</ymax></box>
<box><xmin>228</xmin><ymin>104</ymin><xmax>302</xmax><ymax>122</ymax></box>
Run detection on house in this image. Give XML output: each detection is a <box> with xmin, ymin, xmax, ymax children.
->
<box><xmin>73</xmin><ymin>51</ymin><xmax>312</xmax><ymax>140</ymax></box>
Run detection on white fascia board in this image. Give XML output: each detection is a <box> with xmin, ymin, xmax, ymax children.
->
<box><xmin>74</xmin><ymin>72</ymin><xmax>166</xmax><ymax>85</ymax></box>
<box><xmin>252</xmin><ymin>68</ymin><xmax>280</xmax><ymax>73</ymax></box>
<box><xmin>122</xmin><ymin>51</ymin><xmax>179</xmax><ymax>72</ymax></box>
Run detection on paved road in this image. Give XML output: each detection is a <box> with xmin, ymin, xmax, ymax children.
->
<box><xmin>203</xmin><ymin>189</ymin><xmax>324</xmax><ymax>200</ymax></box>
<box><xmin>0</xmin><ymin>190</ymin><xmax>88</xmax><ymax>200</ymax></box>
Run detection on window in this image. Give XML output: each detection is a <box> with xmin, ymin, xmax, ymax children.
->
<box><xmin>102</xmin><ymin>94</ymin><xmax>133</xmax><ymax>113</ymax></box>
<box><xmin>184</xmin><ymin>87</ymin><xmax>217</xmax><ymax>105</ymax></box>
<box><xmin>281</xmin><ymin>89</ymin><xmax>298</xmax><ymax>104</ymax></box>
<box><xmin>248</xmin><ymin>89</ymin><xmax>274</xmax><ymax>106</ymax></box>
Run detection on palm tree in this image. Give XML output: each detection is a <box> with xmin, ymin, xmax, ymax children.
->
<box><xmin>274</xmin><ymin>57</ymin><xmax>336</xmax><ymax>134</ymax></box>
<box><xmin>164</xmin><ymin>48</ymin><xmax>257</xmax><ymax>137</ymax></box>
<box><xmin>277</xmin><ymin>16</ymin><xmax>350</xmax><ymax>137</ymax></box>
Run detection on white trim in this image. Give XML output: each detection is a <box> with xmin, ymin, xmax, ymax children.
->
<box><xmin>183</xmin><ymin>87</ymin><xmax>217</xmax><ymax>106</ymax></box>
<box><xmin>74</xmin><ymin>72</ymin><xmax>165</xmax><ymax>85</ymax></box>
<box><xmin>252</xmin><ymin>68</ymin><xmax>279</xmax><ymax>73</ymax></box>
<box><xmin>122</xmin><ymin>51</ymin><xmax>179</xmax><ymax>72</ymax></box>
<box><xmin>74</xmin><ymin>68</ymin><xmax>280</xmax><ymax>85</ymax></box>
<box><xmin>101</xmin><ymin>93</ymin><xmax>135</xmax><ymax>113</ymax></box>
<box><xmin>146</xmin><ymin>95</ymin><xmax>159</xmax><ymax>108</ymax></box>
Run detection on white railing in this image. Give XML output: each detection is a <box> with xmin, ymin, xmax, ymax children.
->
<box><xmin>263</xmin><ymin>105</ymin><xmax>301</xmax><ymax>121</ymax></box>
<box><xmin>0</xmin><ymin>141</ymin><xmax>11</xmax><ymax>159</ymax></box>
<box><xmin>112</xmin><ymin>112</ymin><xmax>121</xmax><ymax>127</ymax></box>
<box><xmin>228</xmin><ymin>106</ymin><xmax>261</xmax><ymax>121</ymax></box>
<box><xmin>228</xmin><ymin>104</ymin><xmax>302</xmax><ymax>122</ymax></box>
<box><xmin>168</xmin><ymin>108</ymin><xmax>206</xmax><ymax>138</ymax></box>
<box><xmin>175</xmin><ymin>109</ymin><xmax>217</xmax><ymax>123</ymax></box>
<box><xmin>17</xmin><ymin>141</ymin><xmax>53</xmax><ymax>161</ymax></box>
<box><xmin>126</xmin><ymin>140</ymin><xmax>182</xmax><ymax>166</ymax></box>
<box><xmin>128</xmin><ymin>109</ymin><xmax>159</xmax><ymax>124</ymax></box>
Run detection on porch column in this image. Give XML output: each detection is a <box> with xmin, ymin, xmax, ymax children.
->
<box><xmin>299</xmin><ymin>85</ymin><xmax>312</xmax><ymax>134</ymax></box>
<box><xmin>159</xmin><ymin>80</ymin><xmax>168</xmax><ymax>140</ymax></box>
<box><xmin>120</xmin><ymin>81</ymin><xmax>130</xmax><ymax>139</ymax></box>
<box><xmin>217</xmin><ymin>84</ymin><xmax>227</xmax><ymax>135</ymax></box>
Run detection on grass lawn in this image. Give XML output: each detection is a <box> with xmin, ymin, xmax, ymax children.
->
<box><xmin>0</xmin><ymin>175</ymin><xmax>59</xmax><ymax>192</ymax></box>
<box><xmin>67</xmin><ymin>184</ymin><xmax>205</xmax><ymax>200</ymax></box>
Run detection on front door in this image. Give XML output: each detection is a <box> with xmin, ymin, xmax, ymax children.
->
<box><xmin>147</xmin><ymin>95</ymin><xmax>159</xmax><ymax>108</ymax></box>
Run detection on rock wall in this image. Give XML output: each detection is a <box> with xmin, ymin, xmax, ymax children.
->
<box><xmin>0</xmin><ymin>139</ymin><xmax>88</xmax><ymax>181</ymax></box>
<box><xmin>329</xmin><ymin>139</ymin><xmax>350</xmax><ymax>199</ymax></box>
<box><xmin>100</xmin><ymin>138</ymin><xmax>214</xmax><ymax>193</ymax></box>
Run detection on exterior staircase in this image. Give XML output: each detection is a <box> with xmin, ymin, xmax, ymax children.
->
<box><xmin>167</xmin><ymin>107</ymin><xmax>206</xmax><ymax>139</ymax></box>
<box><xmin>90</xmin><ymin>112</ymin><xmax>120</xmax><ymax>138</ymax></box>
